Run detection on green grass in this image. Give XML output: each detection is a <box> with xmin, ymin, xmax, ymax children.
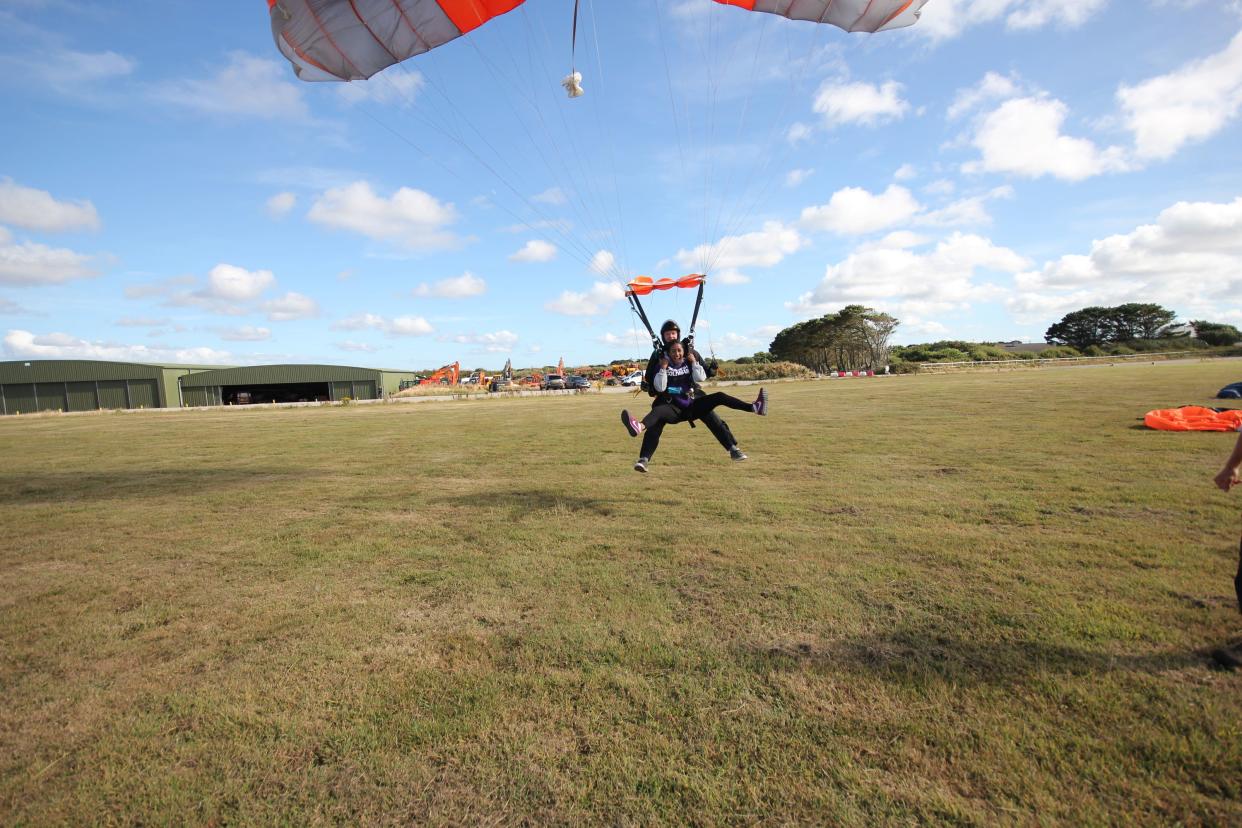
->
<box><xmin>2</xmin><ymin>361</ymin><xmax>1241</xmax><ymax>824</ymax></box>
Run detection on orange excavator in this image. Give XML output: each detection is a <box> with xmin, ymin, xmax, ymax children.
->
<box><xmin>418</xmin><ymin>361</ymin><xmax>460</xmax><ymax>386</ymax></box>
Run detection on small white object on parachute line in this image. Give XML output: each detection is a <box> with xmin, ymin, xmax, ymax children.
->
<box><xmin>561</xmin><ymin>72</ymin><xmax>584</xmax><ymax>98</ymax></box>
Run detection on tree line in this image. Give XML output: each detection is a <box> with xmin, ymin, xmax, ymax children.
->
<box><xmin>767</xmin><ymin>305</ymin><xmax>898</xmax><ymax>373</ymax></box>
<box><xmin>1045</xmin><ymin>303</ymin><xmax>1240</xmax><ymax>349</ymax></box>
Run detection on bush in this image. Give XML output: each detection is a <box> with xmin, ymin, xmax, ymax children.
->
<box><xmin>712</xmin><ymin>360</ymin><xmax>814</xmax><ymax>381</ymax></box>
<box><xmin>1083</xmin><ymin>345</ymin><xmax>1107</xmax><ymax>357</ymax></box>
<box><xmin>1037</xmin><ymin>346</ymin><xmax>1082</xmax><ymax>359</ymax></box>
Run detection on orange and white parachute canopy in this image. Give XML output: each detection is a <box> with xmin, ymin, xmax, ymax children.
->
<box><xmin>268</xmin><ymin>0</ymin><xmax>930</xmax><ymax>84</ymax></box>
<box><xmin>624</xmin><ymin>274</ymin><xmax>706</xmax><ymax>298</ymax></box>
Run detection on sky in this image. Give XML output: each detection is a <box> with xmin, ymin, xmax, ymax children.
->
<box><xmin>2</xmin><ymin>0</ymin><xmax>1242</xmax><ymax>370</ymax></box>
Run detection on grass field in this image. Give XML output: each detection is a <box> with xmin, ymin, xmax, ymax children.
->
<box><xmin>2</xmin><ymin>361</ymin><xmax>1241</xmax><ymax>825</ymax></box>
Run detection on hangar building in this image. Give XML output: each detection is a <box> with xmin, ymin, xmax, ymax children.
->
<box><xmin>179</xmin><ymin>364</ymin><xmax>415</xmax><ymax>407</ymax></box>
<box><xmin>0</xmin><ymin>359</ymin><xmax>219</xmax><ymax>415</ymax></box>
<box><xmin>0</xmin><ymin>360</ymin><xmax>418</xmax><ymax>414</ymax></box>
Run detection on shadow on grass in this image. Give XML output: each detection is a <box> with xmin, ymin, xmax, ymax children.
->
<box><xmin>0</xmin><ymin>468</ymin><xmax>323</xmax><ymax>504</ymax></box>
<box><xmin>440</xmin><ymin>487</ymin><xmax>679</xmax><ymax>518</ymax></box>
<box><xmin>743</xmin><ymin>628</ymin><xmax>1212</xmax><ymax>686</ymax></box>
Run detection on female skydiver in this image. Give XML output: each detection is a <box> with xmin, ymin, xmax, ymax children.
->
<box><xmin>621</xmin><ymin>340</ymin><xmax>767</xmax><ymax>473</ymax></box>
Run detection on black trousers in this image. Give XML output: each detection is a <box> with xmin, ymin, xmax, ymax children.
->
<box><xmin>638</xmin><ymin>393</ymin><xmax>750</xmax><ymax>459</ymax></box>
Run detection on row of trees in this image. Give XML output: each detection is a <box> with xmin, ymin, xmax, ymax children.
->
<box><xmin>767</xmin><ymin>305</ymin><xmax>898</xmax><ymax>373</ymax></box>
<box><xmin>1045</xmin><ymin>303</ymin><xmax>1241</xmax><ymax>349</ymax></box>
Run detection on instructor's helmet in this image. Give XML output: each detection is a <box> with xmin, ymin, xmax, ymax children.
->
<box><xmin>660</xmin><ymin>319</ymin><xmax>680</xmax><ymax>339</ymax></box>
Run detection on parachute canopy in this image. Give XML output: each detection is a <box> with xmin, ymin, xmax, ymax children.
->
<box><xmin>625</xmin><ymin>274</ymin><xmax>706</xmax><ymax>297</ymax></box>
<box><xmin>1144</xmin><ymin>406</ymin><xmax>1242</xmax><ymax>432</ymax></box>
<box><xmin>270</xmin><ymin>0</ymin><xmax>929</xmax><ymax>84</ymax></box>
<box><xmin>268</xmin><ymin>0</ymin><xmax>527</xmax><ymax>82</ymax></box>
<box><xmin>713</xmin><ymin>0</ymin><xmax>929</xmax><ymax>32</ymax></box>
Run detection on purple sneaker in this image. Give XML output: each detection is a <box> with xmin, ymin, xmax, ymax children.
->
<box><xmin>621</xmin><ymin>409</ymin><xmax>642</xmax><ymax>437</ymax></box>
<box><xmin>752</xmin><ymin>388</ymin><xmax>768</xmax><ymax>416</ymax></box>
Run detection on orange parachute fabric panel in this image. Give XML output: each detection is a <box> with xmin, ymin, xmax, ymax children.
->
<box><xmin>711</xmin><ymin>0</ymin><xmax>929</xmax><ymax>33</ymax></box>
<box><xmin>269</xmin><ymin>0</ymin><xmax>527</xmax><ymax>82</ymax></box>
<box><xmin>1144</xmin><ymin>406</ymin><xmax>1242</xmax><ymax>432</ymax></box>
<box><xmin>625</xmin><ymin>274</ymin><xmax>706</xmax><ymax>297</ymax></box>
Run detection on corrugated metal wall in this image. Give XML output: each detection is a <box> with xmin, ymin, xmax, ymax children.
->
<box><xmin>0</xmin><ymin>361</ymin><xmax>173</xmax><ymax>414</ymax></box>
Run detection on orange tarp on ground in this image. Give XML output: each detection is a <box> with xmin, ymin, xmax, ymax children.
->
<box><xmin>1144</xmin><ymin>406</ymin><xmax>1242</xmax><ymax>432</ymax></box>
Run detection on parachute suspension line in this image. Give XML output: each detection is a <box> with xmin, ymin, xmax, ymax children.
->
<box><xmin>652</xmin><ymin>0</ymin><xmax>689</xmax><ymax>221</ymax></box>
<box><xmin>703</xmin><ymin>12</ymin><xmax>772</xmax><ymax>269</ymax></box>
<box><xmin>686</xmin><ymin>278</ymin><xmax>706</xmax><ymax>348</ymax></box>
<box><xmin>511</xmin><ymin>3</ymin><xmax>630</xmax><ymax>285</ymax></box>
<box><xmin>585</xmin><ymin>0</ymin><xmax>634</xmax><ymax>287</ymax></box>
<box><xmin>369</xmin><ymin>59</ymin><xmax>608</xmax><ymax>275</ymax></box>
<box><xmin>486</xmin><ymin>9</ymin><xmax>623</xmax><ymax>276</ymax></box>
<box><xmin>430</xmin><ymin>19</ymin><xmax>620</xmax><ymax>275</ymax></box>
<box><xmin>707</xmin><ymin>19</ymin><xmax>832</xmax><ymax>275</ymax></box>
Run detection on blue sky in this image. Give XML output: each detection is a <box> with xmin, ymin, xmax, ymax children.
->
<box><xmin>2</xmin><ymin>0</ymin><xmax>1242</xmax><ymax>370</ymax></box>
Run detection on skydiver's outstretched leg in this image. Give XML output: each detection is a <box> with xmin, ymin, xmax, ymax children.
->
<box><xmin>686</xmin><ymin>388</ymin><xmax>767</xmax><ymax>419</ymax></box>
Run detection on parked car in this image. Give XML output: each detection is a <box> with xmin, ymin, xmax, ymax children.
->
<box><xmin>543</xmin><ymin>375</ymin><xmax>566</xmax><ymax>390</ymax></box>
<box><xmin>567</xmin><ymin>375</ymin><xmax>592</xmax><ymax>390</ymax></box>
<box><xmin>620</xmin><ymin>370</ymin><xmax>644</xmax><ymax>387</ymax></box>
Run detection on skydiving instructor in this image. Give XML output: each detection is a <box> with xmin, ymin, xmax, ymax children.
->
<box><xmin>642</xmin><ymin>319</ymin><xmax>747</xmax><ymax>462</ymax></box>
<box><xmin>1210</xmin><ymin>425</ymin><xmax>1242</xmax><ymax>669</ymax></box>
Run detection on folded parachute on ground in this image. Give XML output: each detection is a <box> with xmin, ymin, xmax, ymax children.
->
<box><xmin>1144</xmin><ymin>406</ymin><xmax>1242</xmax><ymax>432</ymax></box>
<box><xmin>269</xmin><ymin>0</ymin><xmax>931</xmax><ymax>83</ymax></box>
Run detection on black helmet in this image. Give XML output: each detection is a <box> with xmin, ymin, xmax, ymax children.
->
<box><xmin>659</xmin><ymin>319</ymin><xmax>680</xmax><ymax>336</ymax></box>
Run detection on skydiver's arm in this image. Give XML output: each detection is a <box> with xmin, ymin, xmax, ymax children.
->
<box><xmin>653</xmin><ymin>368</ymin><xmax>668</xmax><ymax>393</ymax></box>
<box><xmin>1215</xmin><ymin>431</ymin><xmax>1242</xmax><ymax>492</ymax></box>
<box><xmin>691</xmin><ymin>362</ymin><xmax>706</xmax><ymax>383</ymax></box>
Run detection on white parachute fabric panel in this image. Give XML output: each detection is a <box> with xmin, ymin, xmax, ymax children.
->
<box><xmin>722</xmin><ymin>0</ymin><xmax>930</xmax><ymax>33</ymax></box>
<box><xmin>269</xmin><ymin>0</ymin><xmax>526</xmax><ymax>82</ymax></box>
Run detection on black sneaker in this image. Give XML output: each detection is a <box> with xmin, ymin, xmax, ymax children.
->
<box><xmin>752</xmin><ymin>388</ymin><xmax>767</xmax><ymax>416</ymax></box>
<box><xmin>633</xmin><ymin>457</ymin><xmax>649</xmax><ymax>473</ymax></box>
<box><xmin>621</xmin><ymin>409</ymin><xmax>641</xmax><ymax>437</ymax></box>
<box><xmin>729</xmin><ymin>447</ymin><xmax>747</xmax><ymax>461</ymax></box>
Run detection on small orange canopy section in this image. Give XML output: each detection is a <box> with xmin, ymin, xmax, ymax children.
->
<box><xmin>1144</xmin><ymin>406</ymin><xmax>1242</xmax><ymax>432</ymax></box>
<box><xmin>625</xmin><ymin>274</ymin><xmax>706</xmax><ymax>297</ymax></box>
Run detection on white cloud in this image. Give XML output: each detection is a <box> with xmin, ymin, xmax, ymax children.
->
<box><xmin>116</xmin><ymin>317</ymin><xmax>169</xmax><ymax>328</ymax></box>
<box><xmin>335</xmin><ymin>341</ymin><xmax>378</xmax><ymax>352</ymax></box>
<box><xmin>338</xmin><ymin>68</ymin><xmax>425</xmax><ymax>106</ymax></box>
<box><xmin>266</xmin><ymin>192</ymin><xmax>297</xmax><ymax>219</ymax></box>
<box><xmin>3</xmin><ymin>329</ymin><xmax>230</xmax><ymax>364</ymax></box>
<box><xmin>787</xmin><ymin>122</ymin><xmax>813</xmax><ymax>144</ymax></box>
<box><xmin>219</xmin><ymin>325</ymin><xmax>271</xmax><ymax>341</ymax></box>
<box><xmin>205</xmin><ymin>264</ymin><xmax>274</xmax><ymax>301</ymax></box>
<box><xmin>785</xmin><ymin>168</ymin><xmax>814</xmax><ymax>187</ymax></box>
<box><xmin>948</xmin><ymin>72</ymin><xmax>1022</xmax><ymax>120</ymax></box>
<box><xmin>388</xmin><ymin>315</ymin><xmax>434</xmax><ymax>336</ymax></box>
<box><xmin>0</xmin><ymin>240</ymin><xmax>97</xmax><ymax>286</ymax></box>
<box><xmin>589</xmin><ymin>249</ymin><xmax>616</xmax><ymax>277</ymax></box>
<box><xmin>813</xmin><ymin>79</ymin><xmax>909</xmax><ymax>128</ymax></box>
<box><xmin>307</xmin><ymin>181</ymin><xmax>459</xmax><ymax>250</ymax></box>
<box><xmin>0</xmin><ymin>178</ymin><xmax>100</xmax><ymax>232</ymax></box>
<box><xmin>509</xmin><ymin>239</ymin><xmax>557</xmax><ymax>263</ymax></box>
<box><xmin>414</xmin><ymin>271</ymin><xmax>486</xmax><ymax>298</ymax></box>
<box><xmin>599</xmin><ymin>329</ymin><xmax>653</xmax><ymax>348</ymax></box>
<box><xmin>918</xmin><ymin>0</ymin><xmax>1107</xmax><ymax>42</ymax></box>
<box><xmin>676</xmin><ymin>221</ymin><xmax>805</xmax><ymax>276</ymax></box>
<box><xmin>332</xmin><ymin>313</ymin><xmax>432</xmax><ymax>336</ymax></box>
<box><xmin>546</xmin><ymin>281</ymin><xmax>624</xmax><ymax>316</ymax></box>
<box><xmin>261</xmin><ymin>291</ymin><xmax>319</xmax><ymax>321</ymax></box>
<box><xmin>963</xmin><ymin>97</ymin><xmax>1129</xmax><ymax>181</ymax></box>
<box><xmin>1008</xmin><ymin>196</ymin><xmax>1242</xmax><ymax>323</ymax></box>
<box><xmin>0</xmin><ymin>298</ymin><xmax>35</xmax><ymax>315</ymax></box>
<box><xmin>917</xmin><ymin>186</ymin><xmax>1014</xmax><ymax>227</ymax></box>
<box><xmin>10</xmin><ymin>47</ymin><xmax>136</xmax><ymax>96</ymax></box>
<box><xmin>449</xmin><ymin>330</ymin><xmax>519</xmax><ymax>352</ymax></box>
<box><xmin>894</xmin><ymin>164</ymin><xmax>916</xmax><ymax>181</ymax></box>
<box><xmin>790</xmin><ymin>232</ymin><xmax>1029</xmax><ymax>319</ymax></box>
<box><xmin>533</xmin><ymin>187</ymin><xmax>568</xmax><ymax>205</ymax></box>
<box><xmin>800</xmin><ymin>185</ymin><xmax>921</xmax><ymax>235</ymax></box>
<box><xmin>1118</xmin><ymin>30</ymin><xmax>1242</xmax><ymax>161</ymax></box>
<box><xmin>152</xmin><ymin>52</ymin><xmax>309</xmax><ymax>120</ymax></box>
